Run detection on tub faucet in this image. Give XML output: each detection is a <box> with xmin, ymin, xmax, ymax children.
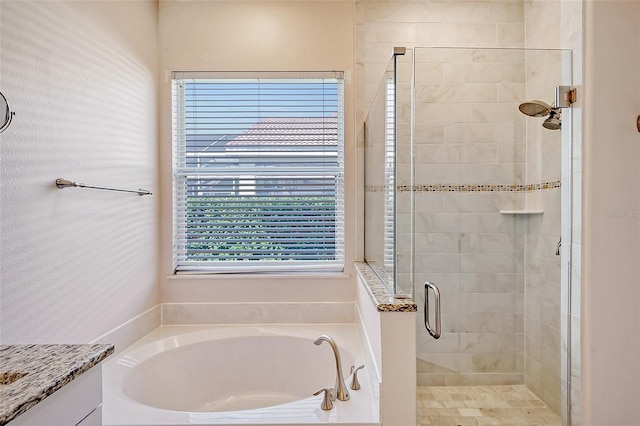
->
<box><xmin>313</xmin><ymin>335</ymin><xmax>350</xmax><ymax>401</ymax></box>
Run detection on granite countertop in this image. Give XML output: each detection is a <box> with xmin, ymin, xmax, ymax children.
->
<box><xmin>354</xmin><ymin>261</ymin><xmax>417</xmax><ymax>312</ymax></box>
<box><xmin>0</xmin><ymin>344</ymin><xmax>114</xmax><ymax>426</ymax></box>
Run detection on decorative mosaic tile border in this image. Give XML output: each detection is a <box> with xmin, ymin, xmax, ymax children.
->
<box><xmin>366</xmin><ymin>180</ymin><xmax>561</xmax><ymax>193</ymax></box>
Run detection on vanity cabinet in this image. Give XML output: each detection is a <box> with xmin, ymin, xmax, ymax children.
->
<box><xmin>0</xmin><ymin>344</ymin><xmax>112</xmax><ymax>426</ymax></box>
<box><xmin>7</xmin><ymin>364</ymin><xmax>103</xmax><ymax>426</ymax></box>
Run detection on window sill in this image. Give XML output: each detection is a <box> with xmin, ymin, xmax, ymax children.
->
<box><xmin>167</xmin><ymin>272</ymin><xmax>352</xmax><ymax>280</ymax></box>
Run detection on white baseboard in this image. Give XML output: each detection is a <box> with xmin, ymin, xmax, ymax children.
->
<box><xmin>91</xmin><ymin>305</ymin><xmax>161</xmax><ymax>355</ymax></box>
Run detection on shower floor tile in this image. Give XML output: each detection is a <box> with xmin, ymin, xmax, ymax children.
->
<box><xmin>417</xmin><ymin>385</ymin><xmax>561</xmax><ymax>425</ymax></box>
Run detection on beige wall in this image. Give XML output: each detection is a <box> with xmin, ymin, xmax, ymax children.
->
<box><xmin>158</xmin><ymin>0</ymin><xmax>357</xmax><ymax>303</ymax></box>
<box><xmin>0</xmin><ymin>1</ymin><xmax>160</xmax><ymax>343</ymax></box>
<box><xmin>582</xmin><ymin>1</ymin><xmax>640</xmax><ymax>424</ymax></box>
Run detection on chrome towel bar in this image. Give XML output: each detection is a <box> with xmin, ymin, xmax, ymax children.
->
<box><xmin>55</xmin><ymin>178</ymin><xmax>152</xmax><ymax>196</ymax></box>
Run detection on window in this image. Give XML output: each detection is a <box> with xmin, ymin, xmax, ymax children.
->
<box><xmin>384</xmin><ymin>77</ymin><xmax>395</xmax><ymax>277</ymax></box>
<box><xmin>172</xmin><ymin>72</ymin><xmax>345</xmax><ymax>273</ymax></box>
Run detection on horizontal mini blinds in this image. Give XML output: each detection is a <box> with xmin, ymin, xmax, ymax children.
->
<box><xmin>172</xmin><ymin>72</ymin><xmax>345</xmax><ymax>273</ymax></box>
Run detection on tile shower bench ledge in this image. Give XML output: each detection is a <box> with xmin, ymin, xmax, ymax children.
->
<box><xmin>354</xmin><ymin>261</ymin><xmax>417</xmax><ymax>312</ymax></box>
<box><xmin>0</xmin><ymin>343</ymin><xmax>114</xmax><ymax>425</ymax></box>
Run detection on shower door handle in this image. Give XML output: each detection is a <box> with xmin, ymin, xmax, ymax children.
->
<box><xmin>423</xmin><ymin>282</ymin><xmax>441</xmax><ymax>339</ymax></box>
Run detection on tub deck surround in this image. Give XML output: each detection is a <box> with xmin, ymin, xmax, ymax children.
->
<box><xmin>353</xmin><ymin>262</ymin><xmax>417</xmax><ymax>312</ymax></box>
<box><xmin>0</xmin><ymin>343</ymin><xmax>114</xmax><ymax>425</ymax></box>
<box><xmin>103</xmin><ymin>324</ymin><xmax>379</xmax><ymax>426</ymax></box>
<box><xmin>162</xmin><ymin>301</ymin><xmax>356</xmax><ymax>325</ymax></box>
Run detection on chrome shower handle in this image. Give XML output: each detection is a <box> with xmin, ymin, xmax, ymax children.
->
<box><xmin>424</xmin><ymin>282</ymin><xmax>441</xmax><ymax>339</ymax></box>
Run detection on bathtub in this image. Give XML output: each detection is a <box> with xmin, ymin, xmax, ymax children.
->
<box><xmin>102</xmin><ymin>324</ymin><xmax>379</xmax><ymax>426</ymax></box>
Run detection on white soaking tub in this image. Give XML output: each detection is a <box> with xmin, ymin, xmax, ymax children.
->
<box><xmin>102</xmin><ymin>324</ymin><xmax>379</xmax><ymax>426</ymax></box>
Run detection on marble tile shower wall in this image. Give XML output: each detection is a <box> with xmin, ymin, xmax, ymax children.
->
<box><xmin>356</xmin><ymin>0</ymin><xmax>525</xmax><ymax>121</ymax></box>
<box><xmin>357</xmin><ymin>0</ymin><xmax>529</xmax><ymax>387</ymax></box>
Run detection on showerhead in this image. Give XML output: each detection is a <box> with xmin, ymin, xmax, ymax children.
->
<box><xmin>518</xmin><ymin>100</ymin><xmax>552</xmax><ymax>117</ymax></box>
<box><xmin>518</xmin><ymin>99</ymin><xmax>562</xmax><ymax>131</ymax></box>
<box><xmin>542</xmin><ymin>109</ymin><xmax>562</xmax><ymax>130</ymax></box>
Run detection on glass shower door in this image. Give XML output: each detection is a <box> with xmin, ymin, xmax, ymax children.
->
<box><xmin>412</xmin><ymin>47</ymin><xmax>571</xmax><ymax>418</ymax></box>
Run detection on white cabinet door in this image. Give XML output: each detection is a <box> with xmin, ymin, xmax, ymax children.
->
<box><xmin>77</xmin><ymin>405</ymin><xmax>102</xmax><ymax>426</ymax></box>
<box><xmin>8</xmin><ymin>365</ymin><xmax>102</xmax><ymax>426</ymax></box>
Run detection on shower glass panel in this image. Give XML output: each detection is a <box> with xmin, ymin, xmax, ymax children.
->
<box><xmin>364</xmin><ymin>49</ymin><xmax>413</xmax><ymax>298</ymax></box>
<box><xmin>413</xmin><ymin>47</ymin><xmax>571</xmax><ymax>418</ymax></box>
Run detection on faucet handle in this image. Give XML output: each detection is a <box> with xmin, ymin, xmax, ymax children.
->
<box><xmin>349</xmin><ymin>364</ymin><xmax>365</xmax><ymax>390</ymax></box>
<box><xmin>313</xmin><ymin>388</ymin><xmax>335</xmax><ymax>410</ymax></box>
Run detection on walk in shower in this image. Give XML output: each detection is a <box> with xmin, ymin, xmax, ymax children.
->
<box><xmin>364</xmin><ymin>46</ymin><xmax>573</xmax><ymax>421</ymax></box>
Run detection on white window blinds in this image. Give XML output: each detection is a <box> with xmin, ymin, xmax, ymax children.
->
<box><xmin>172</xmin><ymin>72</ymin><xmax>345</xmax><ymax>273</ymax></box>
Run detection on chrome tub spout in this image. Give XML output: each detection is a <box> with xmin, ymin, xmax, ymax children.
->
<box><xmin>313</xmin><ymin>335</ymin><xmax>350</xmax><ymax>401</ymax></box>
